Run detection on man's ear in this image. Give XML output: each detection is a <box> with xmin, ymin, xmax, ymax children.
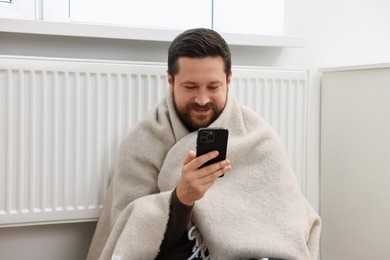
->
<box><xmin>227</xmin><ymin>71</ymin><xmax>232</xmax><ymax>89</ymax></box>
<box><xmin>167</xmin><ymin>72</ymin><xmax>174</xmax><ymax>92</ymax></box>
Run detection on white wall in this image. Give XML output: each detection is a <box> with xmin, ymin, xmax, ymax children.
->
<box><xmin>307</xmin><ymin>0</ymin><xmax>390</xmax><ymax>67</ymax></box>
<box><xmin>0</xmin><ymin>222</ymin><xmax>96</xmax><ymax>260</ymax></box>
<box><xmin>1</xmin><ymin>0</ymin><xmax>390</xmax><ymax>259</ymax></box>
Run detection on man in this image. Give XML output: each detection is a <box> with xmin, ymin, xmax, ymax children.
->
<box><xmin>87</xmin><ymin>28</ymin><xmax>321</xmax><ymax>260</ymax></box>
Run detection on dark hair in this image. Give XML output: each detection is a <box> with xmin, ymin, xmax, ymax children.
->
<box><xmin>168</xmin><ymin>28</ymin><xmax>231</xmax><ymax>79</ymax></box>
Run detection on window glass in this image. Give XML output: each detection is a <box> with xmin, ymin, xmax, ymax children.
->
<box><xmin>0</xmin><ymin>0</ymin><xmax>286</xmax><ymax>36</ymax></box>
<box><xmin>213</xmin><ymin>0</ymin><xmax>284</xmax><ymax>35</ymax></box>
<box><xmin>0</xmin><ymin>0</ymin><xmax>35</xmax><ymax>19</ymax></box>
<box><xmin>70</xmin><ymin>0</ymin><xmax>212</xmax><ymax>30</ymax></box>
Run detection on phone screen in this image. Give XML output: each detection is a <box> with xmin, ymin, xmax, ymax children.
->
<box><xmin>196</xmin><ymin>128</ymin><xmax>229</xmax><ymax>172</ymax></box>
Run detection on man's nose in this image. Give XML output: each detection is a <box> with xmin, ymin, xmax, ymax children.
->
<box><xmin>194</xmin><ymin>90</ymin><xmax>210</xmax><ymax>106</ymax></box>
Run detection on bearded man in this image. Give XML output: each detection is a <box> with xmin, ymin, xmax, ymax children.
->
<box><xmin>87</xmin><ymin>28</ymin><xmax>321</xmax><ymax>260</ymax></box>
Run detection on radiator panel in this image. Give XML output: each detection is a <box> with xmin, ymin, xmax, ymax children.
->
<box><xmin>0</xmin><ymin>56</ymin><xmax>308</xmax><ymax>227</ymax></box>
<box><xmin>232</xmin><ymin>68</ymin><xmax>308</xmax><ymax>191</ymax></box>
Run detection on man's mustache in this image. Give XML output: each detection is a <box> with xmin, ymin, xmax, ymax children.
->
<box><xmin>189</xmin><ymin>103</ymin><xmax>214</xmax><ymax>110</ymax></box>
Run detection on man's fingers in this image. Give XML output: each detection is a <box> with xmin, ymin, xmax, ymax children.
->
<box><xmin>191</xmin><ymin>150</ymin><xmax>219</xmax><ymax>169</ymax></box>
<box><xmin>179</xmin><ymin>152</ymin><xmax>232</xmax><ymax>205</ymax></box>
<box><xmin>200</xmin><ymin>159</ymin><xmax>231</xmax><ymax>174</ymax></box>
<box><xmin>199</xmin><ymin>160</ymin><xmax>231</xmax><ymax>181</ymax></box>
<box><xmin>183</xmin><ymin>150</ymin><xmax>196</xmax><ymax>166</ymax></box>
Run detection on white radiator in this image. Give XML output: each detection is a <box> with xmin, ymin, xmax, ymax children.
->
<box><xmin>0</xmin><ymin>56</ymin><xmax>308</xmax><ymax>227</ymax></box>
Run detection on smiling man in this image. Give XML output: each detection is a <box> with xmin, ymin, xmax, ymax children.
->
<box><xmin>169</xmin><ymin>56</ymin><xmax>230</xmax><ymax>132</ymax></box>
<box><xmin>87</xmin><ymin>28</ymin><xmax>321</xmax><ymax>260</ymax></box>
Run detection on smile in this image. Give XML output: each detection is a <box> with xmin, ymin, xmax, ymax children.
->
<box><xmin>193</xmin><ymin>108</ymin><xmax>210</xmax><ymax>115</ymax></box>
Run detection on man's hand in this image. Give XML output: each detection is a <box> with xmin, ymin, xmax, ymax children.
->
<box><xmin>176</xmin><ymin>150</ymin><xmax>231</xmax><ymax>206</ymax></box>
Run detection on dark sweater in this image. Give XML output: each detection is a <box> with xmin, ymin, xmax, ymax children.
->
<box><xmin>155</xmin><ymin>188</ymin><xmax>195</xmax><ymax>260</ymax></box>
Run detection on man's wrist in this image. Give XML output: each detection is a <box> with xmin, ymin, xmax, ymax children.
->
<box><xmin>175</xmin><ymin>186</ymin><xmax>195</xmax><ymax>207</ymax></box>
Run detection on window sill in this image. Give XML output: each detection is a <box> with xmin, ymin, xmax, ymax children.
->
<box><xmin>0</xmin><ymin>18</ymin><xmax>304</xmax><ymax>48</ymax></box>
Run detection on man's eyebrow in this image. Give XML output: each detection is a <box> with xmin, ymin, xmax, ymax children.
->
<box><xmin>180</xmin><ymin>80</ymin><xmax>223</xmax><ymax>86</ymax></box>
<box><xmin>180</xmin><ymin>81</ymin><xmax>197</xmax><ymax>85</ymax></box>
<box><xmin>209</xmin><ymin>81</ymin><xmax>223</xmax><ymax>85</ymax></box>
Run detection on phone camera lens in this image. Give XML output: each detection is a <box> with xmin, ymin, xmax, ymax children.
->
<box><xmin>201</xmin><ymin>131</ymin><xmax>208</xmax><ymax>137</ymax></box>
<box><xmin>199</xmin><ymin>130</ymin><xmax>215</xmax><ymax>143</ymax></box>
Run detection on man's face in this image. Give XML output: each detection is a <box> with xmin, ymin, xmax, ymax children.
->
<box><xmin>168</xmin><ymin>56</ymin><xmax>231</xmax><ymax>131</ymax></box>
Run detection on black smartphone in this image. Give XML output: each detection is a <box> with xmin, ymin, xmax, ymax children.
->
<box><xmin>196</xmin><ymin>127</ymin><xmax>229</xmax><ymax>175</ymax></box>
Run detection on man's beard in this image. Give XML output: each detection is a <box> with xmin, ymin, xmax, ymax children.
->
<box><xmin>173</xmin><ymin>96</ymin><xmax>223</xmax><ymax>132</ymax></box>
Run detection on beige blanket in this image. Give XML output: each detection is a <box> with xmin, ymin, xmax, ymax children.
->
<box><xmin>87</xmin><ymin>90</ymin><xmax>321</xmax><ymax>260</ymax></box>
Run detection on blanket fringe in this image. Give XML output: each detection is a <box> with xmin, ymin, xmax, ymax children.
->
<box><xmin>187</xmin><ymin>225</ymin><xmax>213</xmax><ymax>260</ymax></box>
<box><xmin>187</xmin><ymin>226</ymin><xmax>276</xmax><ymax>260</ymax></box>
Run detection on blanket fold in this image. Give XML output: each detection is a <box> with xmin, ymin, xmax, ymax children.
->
<box><xmin>87</xmin><ymin>90</ymin><xmax>321</xmax><ymax>260</ymax></box>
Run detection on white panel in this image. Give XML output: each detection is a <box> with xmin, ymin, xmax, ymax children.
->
<box><xmin>0</xmin><ymin>56</ymin><xmax>308</xmax><ymax>227</ymax></box>
<box><xmin>321</xmin><ymin>67</ymin><xmax>390</xmax><ymax>260</ymax></box>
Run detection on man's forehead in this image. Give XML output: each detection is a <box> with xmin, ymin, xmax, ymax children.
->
<box><xmin>175</xmin><ymin>57</ymin><xmax>225</xmax><ymax>73</ymax></box>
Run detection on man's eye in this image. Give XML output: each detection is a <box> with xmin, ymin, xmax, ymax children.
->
<box><xmin>184</xmin><ymin>85</ymin><xmax>196</xmax><ymax>89</ymax></box>
<box><xmin>208</xmin><ymin>85</ymin><xmax>220</xmax><ymax>90</ymax></box>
